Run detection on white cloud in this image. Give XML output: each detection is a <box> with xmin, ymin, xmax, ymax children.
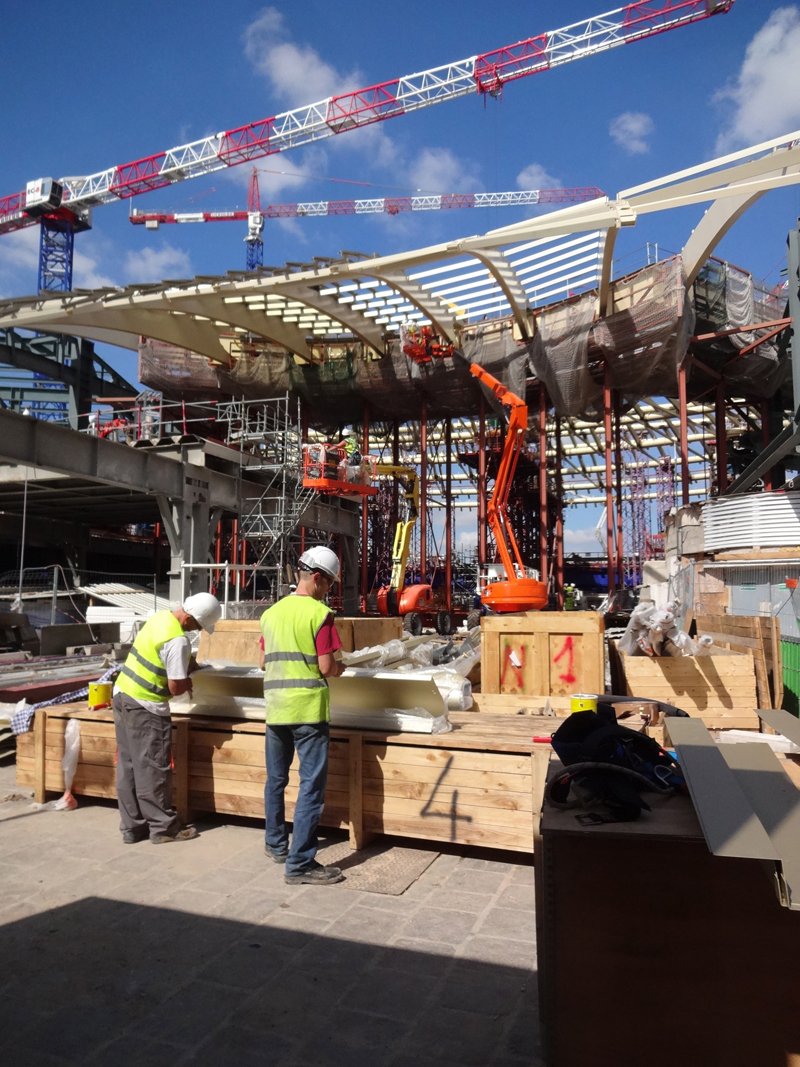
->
<box><xmin>516</xmin><ymin>162</ymin><xmax>561</xmax><ymax>191</ymax></box>
<box><xmin>609</xmin><ymin>112</ymin><xmax>654</xmax><ymax>155</ymax></box>
<box><xmin>715</xmin><ymin>6</ymin><xmax>800</xmax><ymax>150</ymax></box>
<box><xmin>564</xmin><ymin>525</ymin><xmax>604</xmax><ymax>552</ymax></box>
<box><xmin>243</xmin><ymin>7</ymin><xmax>360</xmax><ymax>107</ymax></box>
<box><xmin>122</xmin><ymin>245</ymin><xmax>192</xmax><ymax>283</ymax></box>
<box><xmin>408</xmin><ymin>147</ymin><xmax>482</xmax><ymax>194</ymax></box>
<box><xmin>0</xmin><ymin>226</ymin><xmax>40</xmax><ymax>294</ymax></box>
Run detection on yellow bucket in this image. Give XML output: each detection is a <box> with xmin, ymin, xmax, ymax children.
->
<box><xmin>571</xmin><ymin>693</ymin><xmax>598</xmax><ymax>714</ymax></box>
<box><xmin>88</xmin><ymin>682</ymin><xmax>113</xmax><ymax>709</ymax></box>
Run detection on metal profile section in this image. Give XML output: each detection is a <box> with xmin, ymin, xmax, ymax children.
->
<box><xmin>468</xmin><ymin>250</ymin><xmax>531</xmax><ymax>338</ymax></box>
<box><xmin>718</xmin><ymin>741</ymin><xmax>800</xmax><ymax>910</ymax></box>
<box><xmin>276</xmin><ymin>282</ymin><xmax>385</xmax><ymax>352</ymax></box>
<box><xmin>758</xmin><ymin>709</ymin><xmax>800</xmax><ymax>748</ymax></box>
<box><xmin>664</xmin><ymin>718</ymin><xmax>780</xmax><ymax>860</ymax></box>
<box><xmin>704</xmin><ymin>491</ymin><xmax>800</xmax><ymax>551</ymax></box>
<box><xmin>361</xmin><ymin>270</ymin><xmax>458</xmax><ymax>341</ymax></box>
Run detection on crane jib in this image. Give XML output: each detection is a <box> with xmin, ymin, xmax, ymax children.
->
<box><xmin>0</xmin><ymin>0</ymin><xmax>734</xmax><ymax>226</ymax></box>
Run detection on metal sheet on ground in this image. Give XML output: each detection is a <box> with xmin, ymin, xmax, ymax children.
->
<box><xmin>315</xmin><ymin>835</ymin><xmax>439</xmax><ymax>895</ymax></box>
<box><xmin>665</xmin><ymin>717</ymin><xmax>779</xmax><ymax>860</ymax></box>
<box><xmin>758</xmin><ymin>708</ymin><xmax>800</xmax><ymax>748</ymax></box>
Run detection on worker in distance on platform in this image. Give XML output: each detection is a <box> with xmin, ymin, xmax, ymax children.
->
<box><xmin>112</xmin><ymin>592</ymin><xmax>222</xmax><ymax>844</ymax></box>
<box><xmin>333</xmin><ymin>427</ymin><xmax>363</xmax><ymax>483</ymax></box>
<box><xmin>259</xmin><ymin>545</ymin><xmax>345</xmax><ymax>885</ymax></box>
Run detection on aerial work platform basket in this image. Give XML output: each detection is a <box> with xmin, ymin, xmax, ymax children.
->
<box><xmin>302</xmin><ymin>443</ymin><xmax>378</xmax><ymax>498</ymax></box>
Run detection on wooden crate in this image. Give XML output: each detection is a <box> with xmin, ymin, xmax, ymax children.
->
<box><xmin>480</xmin><ymin>612</ymin><xmax>604</xmax><ymax>703</ymax></box>
<box><xmin>17</xmin><ymin>706</ymin><xmax>551</xmax><ymax>854</ymax></box>
<box><xmin>695</xmin><ymin>614</ymin><xmax>782</xmax><ymax>710</ymax></box>
<box><xmin>197</xmin><ymin>615</ymin><xmax>403</xmax><ymax>663</ymax></box>
<box><xmin>619</xmin><ymin>649</ymin><xmax>760</xmax><ymax>728</ymax></box>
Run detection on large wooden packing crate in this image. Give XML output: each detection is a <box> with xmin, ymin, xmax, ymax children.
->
<box><xmin>695</xmin><ymin>613</ymin><xmax>782</xmax><ymax>710</ymax></box>
<box><xmin>479</xmin><ymin>612</ymin><xmax>604</xmax><ymax>713</ymax></box>
<box><xmin>619</xmin><ymin>648</ymin><xmax>760</xmax><ymax>728</ymax></box>
<box><xmin>197</xmin><ymin>616</ymin><xmax>403</xmax><ymax>664</ymax></box>
<box><xmin>17</xmin><ymin>705</ymin><xmax>551</xmax><ymax>854</ymax></box>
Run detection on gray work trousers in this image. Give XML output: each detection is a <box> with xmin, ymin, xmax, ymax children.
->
<box><xmin>113</xmin><ymin>691</ymin><xmax>181</xmax><ymax>838</ymax></box>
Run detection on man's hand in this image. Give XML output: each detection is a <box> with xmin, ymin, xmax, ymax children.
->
<box><xmin>318</xmin><ymin>653</ymin><xmax>345</xmax><ymax>679</ymax></box>
<box><xmin>169</xmin><ymin>677</ymin><xmax>193</xmax><ymax>697</ymax></box>
<box><xmin>188</xmin><ymin>656</ymin><xmax>202</xmax><ymax>675</ymax></box>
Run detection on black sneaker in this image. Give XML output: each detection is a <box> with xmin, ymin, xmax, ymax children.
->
<box><xmin>122</xmin><ymin>829</ymin><xmax>147</xmax><ymax>845</ymax></box>
<box><xmin>151</xmin><ymin>826</ymin><xmax>199</xmax><ymax>844</ymax></box>
<box><xmin>265</xmin><ymin>844</ymin><xmax>288</xmax><ymax>864</ymax></box>
<box><xmin>284</xmin><ymin>861</ymin><xmax>343</xmax><ymax>886</ymax></box>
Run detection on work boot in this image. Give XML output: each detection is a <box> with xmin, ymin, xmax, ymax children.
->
<box><xmin>265</xmin><ymin>844</ymin><xmax>288</xmax><ymax>864</ymax></box>
<box><xmin>284</xmin><ymin>861</ymin><xmax>343</xmax><ymax>886</ymax></box>
<box><xmin>122</xmin><ymin>829</ymin><xmax>147</xmax><ymax>844</ymax></box>
<box><xmin>151</xmin><ymin>826</ymin><xmax>199</xmax><ymax>844</ymax></box>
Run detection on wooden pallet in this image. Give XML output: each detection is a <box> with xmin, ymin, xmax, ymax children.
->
<box><xmin>481</xmin><ymin>612</ymin><xmax>604</xmax><ymax>701</ymax></box>
<box><xmin>17</xmin><ymin>704</ymin><xmax>552</xmax><ymax>854</ymax></box>
<box><xmin>695</xmin><ymin>614</ymin><xmax>782</xmax><ymax>710</ymax></box>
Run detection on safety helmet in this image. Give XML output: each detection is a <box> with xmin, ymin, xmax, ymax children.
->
<box><xmin>182</xmin><ymin>592</ymin><xmax>222</xmax><ymax>633</ymax></box>
<box><xmin>341</xmin><ymin>428</ymin><xmax>355</xmax><ymax>437</ymax></box>
<box><xmin>298</xmin><ymin>546</ymin><xmax>340</xmax><ymax>582</ymax></box>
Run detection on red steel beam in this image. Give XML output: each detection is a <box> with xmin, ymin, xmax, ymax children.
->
<box><xmin>361</xmin><ymin>407</ymin><xmax>370</xmax><ymax>606</ymax></box>
<box><xmin>715</xmin><ymin>380</ymin><xmax>727</xmax><ymax>494</ymax></box>
<box><xmin>555</xmin><ymin>415</ymin><xmax>564</xmax><ymax>611</ymax></box>
<box><xmin>420</xmin><ymin>401</ymin><xmax>428</xmax><ymax>587</ymax></box>
<box><xmin>445</xmin><ymin>418</ymin><xmax>452</xmax><ymax>614</ymax></box>
<box><xmin>478</xmin><ymin>395</ymin><xmax>487</xmax><ymax>567</ymax></box>
<box><xmin>539</xmin><ymin>384</ymin><xmax>548</xmax><ymax>587</ymax></box>
<box><xmin>678</xmin><ymin>360</ymin><xmax>690</xmax><ymax>505</ymax></box>
<box><xmin>614</xmin><ymin>390</ymin><xmax>624</xmax><ymax>587</ymax></box>
<box><xmin>603</xmin><ymin>363</ymin><xmax>615</xmax><ymax>594</ymax></box>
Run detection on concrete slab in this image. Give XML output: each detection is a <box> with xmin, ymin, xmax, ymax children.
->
<box><xmin>0</xmin><ymin>759</ymin><xmax>540</xmax><ymax>1065</ymax></box>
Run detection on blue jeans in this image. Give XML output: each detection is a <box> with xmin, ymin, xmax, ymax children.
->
<box><xmin>265</xmin><ymin>722</ymin><xmax>330</xmax><ymax>875</ymax></box>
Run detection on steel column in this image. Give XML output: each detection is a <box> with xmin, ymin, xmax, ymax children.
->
<box><xmin>603</xmin><ymin>363</ymin><xmax>615</xmax><ymax>594</ymax></box>
<box><xmin>445</xmin><ymin>418</ymin><xmax>452</xmax><ymax>613</ymax></box>
<box><xmin>714</xmin><ymin>380</ymin><xmax>728</xmax><ymax>494</ymax></box>
<box><xmin>392</xmin><ymin>422</ymin><xmax>400</xmax><ymax>532</ymax></box>
<box><xmin>420</xmin><ymin>401</ymin><xmax>428</xmax><ymax>587</ymax></box>
<box><xmin>361</xmin><ymin>406</ymin><xmax>370</xmax><ymax>606</ymax></box>
<box><xmin>300</xmin><ymin>401</ymin><xmax>308</xmax><ymax>555</ymax></box>
<box><xmin>614</xmin><ymin>390</ymin><xmax>624</xmax><ymax>587</ymax></box>
<box><xmin>679</xmin><ymin>359</ymin><xmax>690</xmax><ymax>505</ymax></box>
<box><xmin>555</xmin><ymin>416</ymin><xmax>564</xmax><ymax>610</ymax></box>
<box><xmin>760</xmin><ymin>398</ymin><xmax>772</xmax><ymax>492</ymax></box>
<box><xmin>231</xmin><ymin>519</ymin><xmax>239</xmax><ymax>594</ymax></box>
<box><xmin>478</xmin><ymin>396</ymin><xmax>487</xmax><ymax>567</ymax></box>
<box><xmin>539</xmin><ymin>384</ymin><xmax>548</xmax><ymax>586</ymax></box>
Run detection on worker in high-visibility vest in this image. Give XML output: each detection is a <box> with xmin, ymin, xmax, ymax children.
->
<box><xmin>260</xmin><ymin>545</ymin><xmax>345</xmax><ymax>885</ymax></box>
<box><xmin>113</xmin><ymin>593</ymin><xmax>221</xmax><ymax>844</ymax></box>
<box><xmin>333</xmin><ymin>428</ymin><xmax>362</xmax><ymax>482</ymax></box>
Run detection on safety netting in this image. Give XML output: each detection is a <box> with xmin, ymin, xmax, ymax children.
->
<box><xmin>138</xmin><ymin>338</ymin><xmax>227</xmax><ymax>399</ymax></box>
<box><xmin>721</xmin><ymin>262</ymin><xmax>789</xmax><ymax>398</ymax></box>
<box><xmin>592</xmin><ymin>255</ymin><xmax>694</xmax><ymax>403</ymax></box>
<box><xmin>527</xmin><ymin>292</ymin><xmax>598</xmax><ymax>417</ymax></box>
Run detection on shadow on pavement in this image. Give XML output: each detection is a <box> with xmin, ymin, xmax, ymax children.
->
<box><xmin>0</xmin><ymin>896</ymin><xmax>537</xmax><ymax>1067</ymax></box>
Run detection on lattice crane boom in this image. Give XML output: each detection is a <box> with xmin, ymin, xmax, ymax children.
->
<box><xmin>0</xmin><ymin>0</ymin><xmax>733</xmax><ymax>236</ymax></box>
<box><xmin>128</xmin><ymin>186</ymin><xmax>604</xmax><ymax>228</ymax></box>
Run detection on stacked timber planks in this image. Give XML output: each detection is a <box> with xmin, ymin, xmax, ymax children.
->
<box><xmin>619</xmin><ymin>650</ymin><xmax>760</xmax><ymax>729</ymax></box>
<box><xmin>478</xmin><ymin>612</ymin><xmax>604</xmax><ymax>713</ymax></box>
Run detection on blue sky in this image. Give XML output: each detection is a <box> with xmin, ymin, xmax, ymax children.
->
<box><xmin>2</xmin><ymin>1</ymin><xmax>800</xmax><ymax>549</ymax></box>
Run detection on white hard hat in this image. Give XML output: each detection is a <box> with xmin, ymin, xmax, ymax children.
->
<box><xmin>341</xmin><ymin>428</ymin><xmax>355</xmax><ymax>437</ymax></box>
<box><xmin>182</xmin><ymin>592</ymin><xmax>222</xmax><ymax>633</ymax></box>
<box><xmin>299</xmin><ymin>546</ymin><xmax>340</xmax><ymax>582</ymax></box>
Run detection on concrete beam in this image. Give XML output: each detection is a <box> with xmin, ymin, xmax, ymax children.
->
<box><xmin>0</xmin><ymin>408</ymin><xmax>261</xmax><ymax>512</ymax></box>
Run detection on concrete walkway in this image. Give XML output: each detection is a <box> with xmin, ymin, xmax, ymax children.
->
<box><xmin>0</xmin><ymin>761</ymin><xmax>539</xmax><ymax>1067</ymax></box>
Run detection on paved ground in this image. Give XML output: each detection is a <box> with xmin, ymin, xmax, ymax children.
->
<box><xmin>0</xmin><ymin>759</ymin><xmax>540</xmax><ymax>1067</ymax></box>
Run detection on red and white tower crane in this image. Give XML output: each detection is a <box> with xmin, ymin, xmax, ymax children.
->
<box><xmin>0</xmin><ymin>0</ymin><xmax>734</xmax><ymax>288</ymax></box>
<box><xmin>129</xmin><ymin>171</ymin><xmax>605</xmax><ymax>269</ymax></box>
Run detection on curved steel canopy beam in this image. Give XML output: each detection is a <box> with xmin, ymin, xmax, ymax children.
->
<box><xmin>167</xmin><ymin>294</ymin><xmax>313</xmax><ymax>362</ymax></box>
<box><xmin>469</xmin><ymin>249</ymin><xmax>531</xmax><ymax>338</ymax></box>
<box><xmin>358</xmin><ymin>269</ymin><xmax>457</xmax><ymax>342</ymax></box>
<box><xmin>275</xmin><ymin>282</ymin><xmax>385</xmax><ymax>352</ymax></box>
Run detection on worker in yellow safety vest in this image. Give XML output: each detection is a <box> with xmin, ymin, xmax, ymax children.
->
<box><xmin>260</xmin><ymin>545</ymin><xmax>345</xmax><ymax>884</ymax></box>
<box><xmin>113</xmin><ymin>593</ymin><xmax>221</xmax><ymax>844</ymax></box>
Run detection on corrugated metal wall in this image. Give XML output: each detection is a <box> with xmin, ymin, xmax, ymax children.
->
<box><xmin>704</xmin><ymin>492</ymin><xmax>800</xmax><ymax>552</ymax></box>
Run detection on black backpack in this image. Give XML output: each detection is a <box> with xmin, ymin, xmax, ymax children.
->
<box><xmin>550</xmin><ymin>710</ymin><xmax>685</xmax><ymax>821</ymax></box>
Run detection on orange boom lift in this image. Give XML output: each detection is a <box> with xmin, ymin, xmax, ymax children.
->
<box><xmin>467</xmin><ymin>361</ymin><xmax>548</xmax><ymax>613</ymax></box>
